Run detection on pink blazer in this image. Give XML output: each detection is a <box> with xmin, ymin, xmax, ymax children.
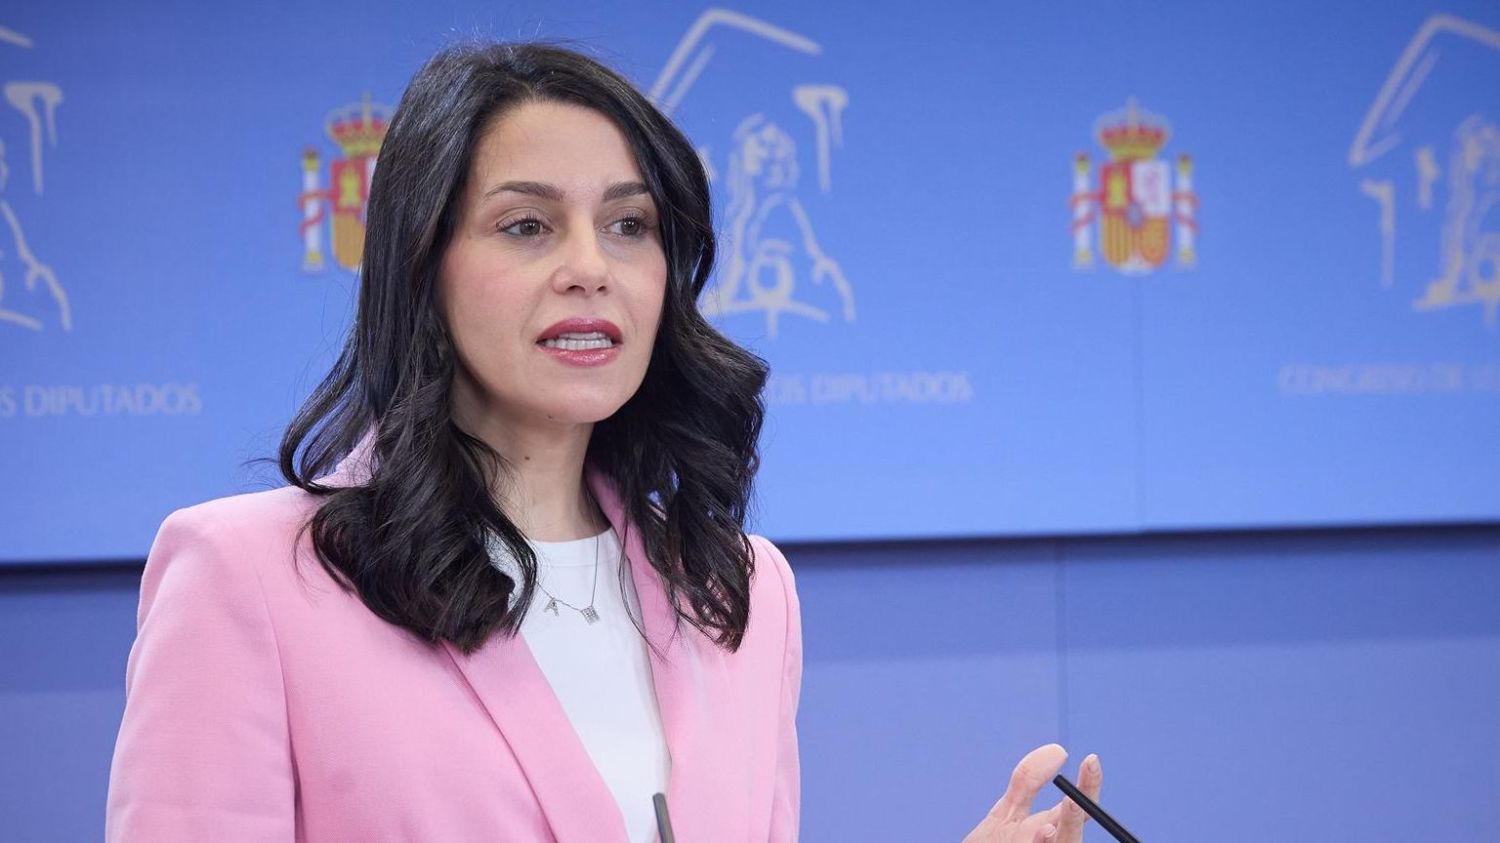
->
<box><xmin>106</xmin><ymin>448</ymin><xmax>802</xmax><ymax>842</ymax></box>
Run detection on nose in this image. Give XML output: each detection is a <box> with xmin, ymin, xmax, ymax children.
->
<box><xmin>551</xmin><ymin>227</ymin><xmax>611</xmax><ymax>295</ymax></box>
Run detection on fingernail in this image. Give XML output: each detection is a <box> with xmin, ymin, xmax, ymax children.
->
<box><xmin>1086</xmin><ymin>754</ymin><xmax>1100</xmax><ymax>773</ymax></box>
<box><xmin>1043</xmin><ymin>824</ymin><xmax>1058</xmax><ymax>839</ymax></box>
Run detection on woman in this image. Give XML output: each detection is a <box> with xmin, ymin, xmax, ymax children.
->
<box><xmin>106</xmin><ymin>42</ymin><xmax>1101</xmax><ymax>842</ymax></box>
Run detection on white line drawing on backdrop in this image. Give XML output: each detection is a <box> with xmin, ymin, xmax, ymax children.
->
<box><xmin>5</xmin><ymin>82</ymin><xmax>61</xmax><ymax>196</ymax></box>
<box><xmin>717</xmin><ymin>113</ymin><xmax>853</xmax><ymax>336</ymax></box>
<box><xmin>0</xmin><ymin>27</ymin><xmax>31</xmax><ymax>48</ymax></box>
<box><xmin>651</xmin><ymin>8</ymin><xmax>853</xmax><ymax>338</ymax></box>
<box><xmin>0</xmin><ymin>26</ymin><xmax>68</xmax><ymax>331</ymax></box>
<box><xmin>1350</xmin><ymin>14</ymin><xmax>1500</xmax><ymax>325</ymax></box>
<box><xmin>650</xmin><ymin>8</ymin><xmax>819</xmax><ymax>115</ymax></box>
<box><xmin>792</xmin><ymin>84</ymin><xmax>846</xmax><ymax>194</ymax></box>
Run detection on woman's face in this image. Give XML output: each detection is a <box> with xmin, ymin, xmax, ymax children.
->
<box><xmin>441</xmin><ymin>100</ymin><xmax>667</xmax><ymax>437</ymax></box>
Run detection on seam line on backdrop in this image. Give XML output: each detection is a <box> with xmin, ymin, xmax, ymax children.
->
<box><xmin>1132</xmin><ymin>278</ymin><xmax>1147</xmax><ymax>526</ymax></box>
<box><xmin>1053</xmin><ymin>540</ymin><xmax>1070</xmax><ymax>748</ymax></box>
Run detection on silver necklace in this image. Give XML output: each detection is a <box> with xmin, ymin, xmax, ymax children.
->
<box><xmin>536</xmin><ymin>528</ymin><xmax>605</xmax><ymax>624</ymax></box>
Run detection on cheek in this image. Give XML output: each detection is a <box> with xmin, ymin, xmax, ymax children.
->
<box><xmin>441</xmin><ymin>256</ymin><xmax>526</xmax><ymax>370</ymax></box>
<box><xmin>642</xmin><ymin>269</ymin><xmax>668</xmax><ymax>339</ymax></box>
<box><xmin>439</xmin><ymin>272</ymin><xmax>480</xmax><ymax>356</ymax></box>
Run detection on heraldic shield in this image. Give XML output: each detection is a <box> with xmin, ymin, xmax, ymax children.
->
<box><xmin>328</xmin><ymin>157</ymin><xmax>371</xmax><ymax>270</ymax></box>
<box><xmin>1072</xmin><ymin>98</ymin><xmax>1197</xmax><ymax>275</ymax></box>
<box><xmin>1100</xmin><ymin>159</ymin><xmax>1172</xmax><ymax>270</ymax></box>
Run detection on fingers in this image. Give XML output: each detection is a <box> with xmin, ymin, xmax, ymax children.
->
<box><xmin>1015</xmin><ymin>805</ymin><xmax>1063</xmax><ymax>842</ymax></box>
<box><xmin>1080</xmin><ymin>752</ymin><xmax>1102</xmax><ymax>800</ymax></box>
<box><xmin>987</xmin><ymin>743</ymin><xmax>1068</xmax><ymax>822</ymax></box>
<box><xmin>1054</xmin><ymin>754</ymin><xmax>1103</xmax><ymax>841</ymax></box>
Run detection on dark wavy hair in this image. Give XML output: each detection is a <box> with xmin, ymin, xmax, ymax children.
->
<box><xmin>279</xmin><ymin>42</ymin><xmax>768</xmax><ymax>655</ymax></box>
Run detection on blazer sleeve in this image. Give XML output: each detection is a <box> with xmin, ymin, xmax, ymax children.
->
<box><xmin>754</xmin><ymin>535</ymin><xmax>803</xmax><ymax>842</ymax></box>
<box><xmin>106</xmin><ymin>505</ymin><xmax>295</xmax><ymax>842</ymax></box>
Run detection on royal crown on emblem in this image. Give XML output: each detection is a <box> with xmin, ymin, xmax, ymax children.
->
<box><xmin>324</xmin><ymin>94</ymin><xmax>391</xmax><ymax>159</ymax></box>
<box><xmin>1093</xmin><ymin>98</ymin><xmax>1170</xmax><ymax>162</ymax></box>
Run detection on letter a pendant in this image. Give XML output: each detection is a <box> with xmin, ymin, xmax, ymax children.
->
<box><xmin>544</xmin><ymin>597</ymin><xmax>560</xmax><ymax>616</ymax></box>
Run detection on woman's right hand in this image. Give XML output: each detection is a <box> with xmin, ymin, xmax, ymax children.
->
<box><xmin>961</xmin><ymin>744</ymin><xmax>1103</xmax><ymax>843</ymax></box>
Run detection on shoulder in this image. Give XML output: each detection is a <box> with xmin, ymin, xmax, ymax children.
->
<box><xmin>153</xmin><ymin>447</ymin><xmax>367</xmax><ymax>568</ymax></box>
<box><xmin>747</xmin><ymin>533</ymin><xmax>797</xmax><ymax>609</ymax></box>
<box><xmin>149</xmin><ymin>486</ymin><xmax>322</xmax><ymax>564</ymax></box>
<box><xmin>743</xmin><ymin>533</ymin><xmax>801</xmax><ymax>655</ymax></box>
<box><xmin>160</xmin><ymin>484</ymin><xmax>321</xmax><ymax>542</ymax></box>
<box><xmin>140</xmin><ymin>485</ymin><xmax>325</xmax><ymax>609</ymax></box>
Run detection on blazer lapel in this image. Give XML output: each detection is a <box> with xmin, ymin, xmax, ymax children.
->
<box><xmin>440</xmin><ymin>632</ymin><xmax>627</xmax><ymax>842</ymax></box>
<box><xmin>586</xmin><ymin>466</ymin><xmax>748</xmax><ymax>841</ymax></box>
<box><xmin>327</xmin><ymin>440</ymin><xmax>731</xmax><ymax>840</ymax></box>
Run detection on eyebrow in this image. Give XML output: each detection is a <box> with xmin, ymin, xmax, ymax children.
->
<box><xmin>481</xmin><ymin>180</ymin><xmax>651</xmax><ymax>203</ymax></box>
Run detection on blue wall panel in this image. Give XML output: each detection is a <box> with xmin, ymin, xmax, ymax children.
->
<box><xmin>0</xmin><ymin>565</ymin><xmax>137</xmax><ymax>842</ymax></box>
<box><xmin>796</xmin><ymin>541</ymin><xmax>1062</xmax><ymax>842</ymax></box>
<box><xmin>7</xmin><ymin>2</ymin><xmax>1497</xmax><ymax>562</ymax></box>
<box><xmin>6</xmin><ymin>530</ymin><xmax>1496</xmax><ymax>840</ymax></box>
<box><xmin>1060</xmin><ymin>530</ymin><xmax>1500</xmax><ymax>841</ymax></box>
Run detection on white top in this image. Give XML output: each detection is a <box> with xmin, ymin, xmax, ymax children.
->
<box><xmin>487</xmin><ymin>527</ymin><xmax>671</xmax><ymax>843</ymax></box>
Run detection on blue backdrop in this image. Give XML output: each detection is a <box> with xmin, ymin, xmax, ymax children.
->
<box><xmin>4</xmin><ymin>1</ymin><xmax>1498</xmax><ymax>563</ymax></box>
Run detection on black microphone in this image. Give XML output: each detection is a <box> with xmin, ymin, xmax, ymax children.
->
<box><xmin>1053</xmin><ymin>774</ymin><xmax>1142</xmax><ymax>843</ymax></box>
<box><xmin>652</xmin><ymin>792</ymin><xmax>676</xmax><ymax>843</ymax></box>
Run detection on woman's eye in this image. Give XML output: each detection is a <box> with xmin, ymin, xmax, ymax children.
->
<box><xmin>500</xmin><ymin>217</ymin><xmax>546</xmax><ymax>237</ymax></box>
<box><xmin>611</xmin><ymin>216</ymin><xmax>650</xmax><ymax>237</ymax></box>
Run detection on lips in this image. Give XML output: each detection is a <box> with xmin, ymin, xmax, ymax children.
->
<box><xmin>537</xmin><ymin>318</ymin><xmax>622</xmax><ymax>344</ymax></box>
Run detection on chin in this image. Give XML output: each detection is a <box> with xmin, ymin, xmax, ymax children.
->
<box><xmin>539</xmin><ymin>392</ymin><xmax>635</xmax><ymax>425</ymax></box>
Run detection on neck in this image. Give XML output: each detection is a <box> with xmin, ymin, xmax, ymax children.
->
<box><xmin>452</xmin><ymin>400</ymin><xmax>605</xmax><ymax>544</ymax></box>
